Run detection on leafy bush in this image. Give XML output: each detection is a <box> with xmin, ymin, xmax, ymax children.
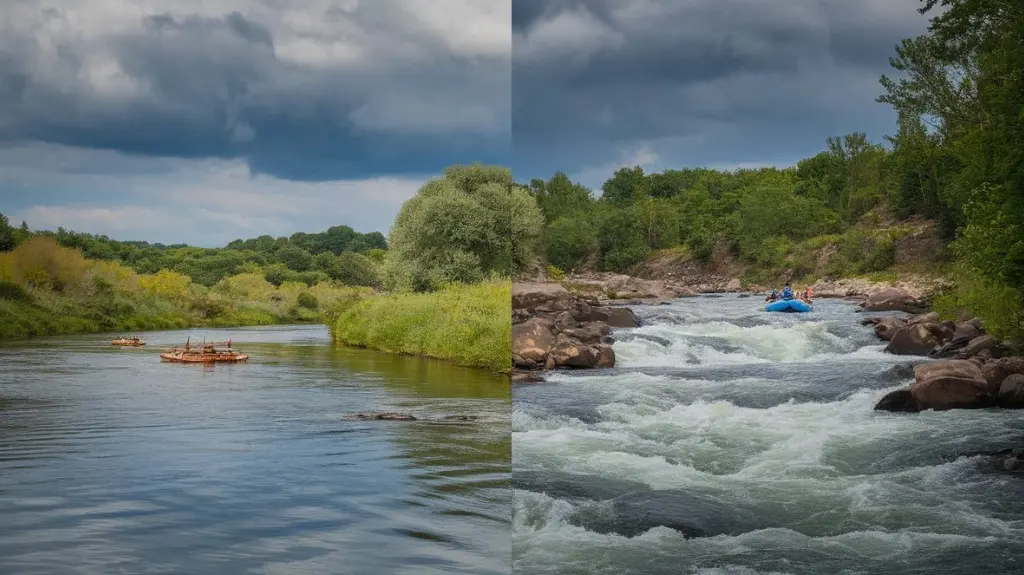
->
<box><xmin>0</xmin><ymin>280</ymin><xmax>33</xmax><ymax>302</ymax></box>
<box><xmin>297</xmin><ymin>291</ymin><xmax>319</xmax><ymax>309</ymax></box>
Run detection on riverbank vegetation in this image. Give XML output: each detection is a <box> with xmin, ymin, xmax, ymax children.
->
<box><xmin>0</xmin><ymin>233</ymin><xmax>372</xmax><ymax>339</ymax></box>
<box><xmin>328</xmin><ymin>164</ymin><xmax>542</xmax><ymax>373</ymax></box>
<box><xmin>527</xmin><ymin>0</ymin><xmax>1023</xmax><ymax>343</ymax></box>
<box><xmin>0</xmin><ymin>213</ymin><xmax>384</xmax><ymax>288</ymax></box>
<box><xmin>329</xmin><ymin>281</ymin><xmax>510</xmax><ymax>373</ymax></box>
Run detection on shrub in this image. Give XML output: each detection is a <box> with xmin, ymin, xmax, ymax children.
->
<box><xmin>330</xmin><ymin>280</ymin><xmax>510</xmax><ymax>372</ymax></box>
<box><xmin>0</xmin><ymin>280</ymin><xmax>33</xmax><ymax>303</ymax></box>
<box><xmin>297</xmin><ymin>291</ymin><xmax>319</xmax><ymax>309</ymax></box>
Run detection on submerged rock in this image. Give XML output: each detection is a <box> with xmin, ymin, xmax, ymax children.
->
<box><xmin>348</xmin><ymin>412</ymin><xmax>417</xmax><ymax>421</ymax></box>
<box><xmin>874</xmin><ymin>388</ymin><xmax>919</xmax><ymax>412</ymax></box>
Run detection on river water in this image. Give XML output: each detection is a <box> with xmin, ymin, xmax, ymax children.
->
<box><xmin>512</xmin><ymin>295</ymin><xmax>1024</xmax><ymax>574</ymax></box>
<box><xmin>0</xmin><ymin>325</ymin><xmax>510</xmax><ymax>574</ymax></box>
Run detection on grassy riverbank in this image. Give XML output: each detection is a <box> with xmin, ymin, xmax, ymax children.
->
<box><xmin>328</xmin><ymin>281</ymin><xmax>511</xmax><ymax>373</ymax></box>
<box><xmin>0</xmin><ymin>237</ymin><xmax>370</xmax><ymax>339</ymax></box>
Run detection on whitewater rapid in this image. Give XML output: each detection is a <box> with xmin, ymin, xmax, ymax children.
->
<box><xmin>512</xmin><ymin>295</ymin><xmax>1024</xmax><ymax>575</ymax></box>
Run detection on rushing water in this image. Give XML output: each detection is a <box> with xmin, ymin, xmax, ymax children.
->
<box><xmin>0</xmin><ymin>325</ymin><xmax>510</xmax><ymax>574</ymax></box>
<box><xmin>512</xmin><ymin>295</ymin><xmax>1024</xmax><ymax>574</ymax></box>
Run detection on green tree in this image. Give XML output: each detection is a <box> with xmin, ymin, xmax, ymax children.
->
<box><xmin>543</xmin><ymin>216</ymin><xmax>599</xmax><ymax>272</ymax></box>
<box><xmin>382</xmin><ymin>164</ymin><xmax>544</xmax><ymax>291</ymax></box>
<box><xmin>0</xmin><ymin>213</ymin><xmax>16</xmax><ymax>252</ymax></box>
<box><xmin>274</xmin><ymin>245</ymin><xmax>313</xmax><ymax>272</ymax></box>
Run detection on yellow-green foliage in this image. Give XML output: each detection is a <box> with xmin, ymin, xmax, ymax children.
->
<box><xmin>546</xmin><ymin>264</ymin><xmax>565</xmax><ymax>281</ymax></box>
<box><xmin>0</xmin><ymin>237</ymin><xmax>366</xmax><ymax>339</ymax></box>
<box><xmin>329</xmin><ymin>280</ymin><xmax>510</xmax><ymax>373</ymax></box>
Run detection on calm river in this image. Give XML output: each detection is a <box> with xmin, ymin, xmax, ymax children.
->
<box><xmin>0</xmin><ymin>325</ymin><xmax>510</xmax><ymax>574</ymax></box>
<box><xmin>513</xmin><ymin>295</ymin><xmax>1024</xmax><ymax>574</ymax></box>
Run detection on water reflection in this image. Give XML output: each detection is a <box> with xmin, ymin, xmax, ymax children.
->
<box><xmin>0</xmin><ymin>325</ymin><xmax>510</xmax><ymax>574</ymax></box>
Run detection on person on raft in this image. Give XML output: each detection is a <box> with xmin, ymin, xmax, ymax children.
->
<box><xmin>766</xmin><ymin>288</ymin><xmax>779</xmax><ymax>302</ymax></box>
<box><xmin>803</xmin><ymin>286</ymin><xmax>813</xmax><ymax>302</ymax></box>
<box><xmin>780</xmin><ymin>283</ymin><xmax>794</xmax><ymax>300</ymax></box>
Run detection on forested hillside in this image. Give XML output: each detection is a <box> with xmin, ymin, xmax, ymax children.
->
<box><xmin>527</xmin><ymin>0</ymin><xmax>1023</xmax><ymax>342</ymax></box>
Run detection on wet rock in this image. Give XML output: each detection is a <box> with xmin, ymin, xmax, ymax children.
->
<box><xmin>560</xmin><ymin>322</ymin><xmax>611</xmax><ymax>344</ymax></box>
<box><xmin>578</xmin><ymin>306</ymin><xmax>640</xmax><ymax>328</ymax></box>
<box><xmin>910</xmin><ymin>360</ymin><xmax>994</xmax><ymax>411</ymax></box>
<box><xmin>952</xmin><ymin>319</ymin><xmax>984</xmax><ymax>342</ymax></box>
<box><xmin>871</xmin><ymin>317</ymin><xmax>906</xmax><ymax>341</ymax></box>
<box><xmin>546</xmin><ymin>334</ymin><xmax>603</xmax><ymax>369</ymax></box>
<box><xmin>860</xmin><ymin>287</ymin><xmax>922</xmax><ymax>313</ymax></box>
<box><xmin>594</xmin><ymin>343</ymin><xmax>615</xmax><ymax>368</ymax></box>
<box><xmin>907</xmin><ymin>312</ymin><xmax>940</xmax><ymax>326</ymax></box>
<box><xmin>511</xmin><ymin>371</ymin><xmax>545</xmax><ymax>384</ymax></box>
<box><xmin>929</xmin><ymin>335</ymin><xmax>973</xmax><ymax>359</ymax></box>
<box><xmin>933</xmin><ymin>320</ymin><xmax>957</xmax><ymax>343</ymax></box>
<box><xmin>981</xmin><ymin>357</ymin><xmax>1024</xmax><ymax>392</ymax></box>
<box><xmin>886</xmin><ymin>324</ymin><xmax>940</xmax><ymax>356</ymax></box>
<box><xmin>955</xmin><ymin>335</ymin><xmax>999</xmax><ymax>359</ymax></box>
<box><xmin>512</xmin><ymin>317</ymin><xmax>557</xmax><ymax>368</ymax></box>
<box><xmin>997</xmin><ymin>374</ymin><xmax>1024</xmax><ymax>408</ymax></box>
<box><xmin>349</xmin><ymin>412</ymin><xmax>417</xmax><ymax>421</ymax></box>
<box><xmin>874</xmin><ymin>388</ymin><xmax>919</xmax><ymax>412</ymax></box>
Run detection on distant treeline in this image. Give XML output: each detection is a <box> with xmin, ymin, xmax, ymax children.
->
<box><xmin>525</xmin><ymin>0</ymin><xmax>1023</xmax><ymax>342</ymax></box>
<box><xmin>0</xmin><ymin>215</ymin><xmax>385</xmax><ymax>288</ymax></box>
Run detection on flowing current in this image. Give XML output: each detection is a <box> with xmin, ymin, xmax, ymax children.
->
<box><xmin>512</xmin><ymin>295</ymin><xmax>1024</xmax><ymax>574</ymax></box>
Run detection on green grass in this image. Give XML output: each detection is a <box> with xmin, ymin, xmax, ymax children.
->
<box><xmin>329</xmin><ymin>280</ymin><xmax>511</xmax><ymax>373</ymax></box>
<box><xmin>933</xmin><ymin>266</ymin><xmax>1024</xmax><ymax>345</ymax></box>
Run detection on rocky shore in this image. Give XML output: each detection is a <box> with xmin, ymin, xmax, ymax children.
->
<box><xmin>511</xmin><ymin>282</ymin><xmax>640</xmax><ymax>382</ymax></box>
<box><xmin>552</xmin><ymin>271</ymin><xmax>949</xmax><ymax>305</ymax></box>
<box><xmin>861</xmin><ymin>287</ymin><xmax>1024</xmax><ymax>413</ymax></box>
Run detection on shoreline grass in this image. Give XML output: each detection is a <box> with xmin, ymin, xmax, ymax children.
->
<box><xmin>328</xmin><ymin>281</ymin><xmax>510</xmax><ymax>374</ymax></box>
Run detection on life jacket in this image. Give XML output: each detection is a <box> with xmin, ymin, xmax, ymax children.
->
<box><xmin>781</xmin><ymin>287</ymin><xmax>793</xmax><ymax>299</ymax></box>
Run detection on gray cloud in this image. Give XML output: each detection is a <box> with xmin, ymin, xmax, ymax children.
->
<box><xmin>511</xmin><ymin>0</ymin><xmax>930</xmax><ymax>188</ymax></box>
<box><xmin>0</xmin><ymin>0</ymin><xmax>511</xmax><ymax>181</ymax></box>
<box><xmin>0</xmin><ymin>143</ymin><xmax>422</xmax><ymax>246</ymax></box>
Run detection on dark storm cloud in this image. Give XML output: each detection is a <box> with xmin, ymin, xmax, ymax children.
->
<box><xmin>511</xmin><ymin>0</ymin><xmax>931</xmax><ymax>187</ymax></box>
<box><xmin>0</xmin><ymin>1</ymin><xmax>510</xmax><ymax>181</ymax></box>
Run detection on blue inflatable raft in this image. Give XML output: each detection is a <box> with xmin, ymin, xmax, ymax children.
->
<box><xmin>765</xmin><ymin>298</ymin><xmax>813</xmax><ymax>313</ymax></box>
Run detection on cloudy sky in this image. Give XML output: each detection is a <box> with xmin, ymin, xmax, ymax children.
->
<box><xmin>512</xmin><ymin>0</ymin><xmax>931</xmax><ymax>190</ymax></box>
<box><xmin>0</xmin><ymin>0</ymin><xmax>510</xmax><ymax>246</ymax></box>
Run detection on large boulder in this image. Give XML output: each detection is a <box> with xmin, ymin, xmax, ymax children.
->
<box><xmin>907</xmin><ymin>312</ymin><xmax>940</xmax><ymax>326</ymax></box>
<box><xmin>886</xmin><ymin>324</ymin><xmax>940</xmax><ymax>356</ymax></box>
<box><xmin>512</xmin><ymin>317</ymin><xmax>556</xmax><ymax>368</ymax></box>
<box><xmin>871</xmin><ymin>317</ymin><xmax>906</xmax><ymax>341</ymax></box>
<box><xmin>860</xmin><ymin>288</ymin><xmax>921</xmax><ymax>313</ymax></box>
<box><xmin>982</xmin><ymin>357</ymin><xmax>1024</xmax><ymax>393</ymax></box>
<box><xmin>997</xmin><ymin>374</ymin><xmax>1024</xmax><ymax>408</ymax></box>
<box><xmin>512</xmin><ymin>282</ymin><xmax>571</xmax><ymax>312</ymax></box>
<box><xmin>957</xmin><ymin>335</ymin><xmax>999</xmax><ymax>358</ymax></box>
<box><xmin>560</xmin><ymin>321</ymin><xmax>611</xmax><ymax>345</ymax></box>
<box><xmin>546</xmin><ymin>334</ymin><xmax>602</xmax><ymax>369</ymax></box>
<box><xmin>952</xmin><ymin>320</ymin><xmax>984</xmax><ymax>342</ymax></box>
<box><xmin>910</xmin><ymin>360</ymin><xmax>994</xmax><ymax>410</ymax></box>
<box><xmin>579</xmin><ymin>306</ymin><xmax>641</xmax><ymax>328</ymax></box>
